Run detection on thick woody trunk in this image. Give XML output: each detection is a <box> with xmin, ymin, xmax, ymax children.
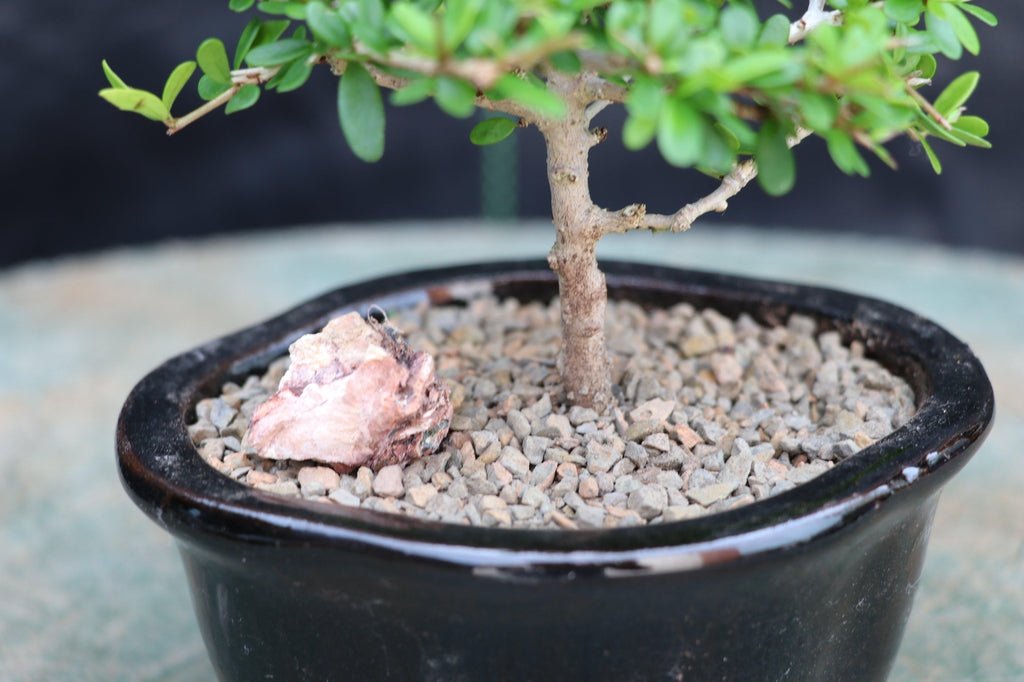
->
<box><xmin>542</xmin><ymin>85</ymin><xmax>613</xmax><ymax>412</ymax></box>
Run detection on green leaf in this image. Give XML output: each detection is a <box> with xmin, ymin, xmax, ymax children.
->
<box><xmin>755</xmin><ymin>120</ymin><xmax>795</xmax><ymax>195</ymax></box>
<box><xmin>925</xmin><ymin>11</ymin><xmax>962</xmax><ymax>60</ymax></box>
<box><xmin>390</xmin><ymin>2</ymin><xmax>437</xmax><ymax>54</ymax></box>
<box><xmin>623</xmin><ymin>114</ymin><xmax>658</xmax><ymax>150</ymax></box>
<box><xmin>883</xmin><ymin>0</ymin><xmax>922</xmax><ymax>24</ymax></box>
<box><xmin>719</xmin><ymin>5</ymin><xmax>760</xmax><ymax>49</ymax></box>
<box><xmin>306</xmin><ymin>2</ymin><xmax>351</xmax><ymax>47</ymax></box>
<box><xmin>257</xmin><ymin>1</ymin><xmax>307</xmax><ymax>20</ymax></box>
<box><xmin>917</xmin><ymin>113</ymin><xmax>966</xmax><ymax>146</ymax></box>
<box><xmin>337</xmin><ymin>62</ymin><xmax>385</xmax><ymax>162</ymax></box>
<box><xmin>934</xmin><ymin>71</ymin><xmax>979</xmax><ymax>120</ymax></box>
<box><xmin>274</xmin><ymin>58</ymin><xmax>313</xmax><ymax>93</ymax></box>
<box><xmin>197</xmin><ymin>38</ymin><xmax>232</xmax><ymax>85</ymax></box>
<box><xmin>917</xmin><ymin>53</ymin><xmax>937</xmax><ymax>80</ymax></box>
<box><xmin>390</xmin><ymin>78</ymin><xmax>435</xmax><ymax>106</ymax></box>
<box><xmin>959</xmin><ymin>3</ymin><xmax>997</xmax><ymax>27</ymax></box>
<box><xmin>919</xmin><ymin>136</ymin><xmax>942</xmax><ymax>174</ymax></box>
<box><xmin>435</xmin><ymin>76</ymin><xmax>476</xmax><ymax>118</ymax></box>
<box><xmin>488</xmin><ymin>75</ymin><xmax>566</xmax><ymax>118</ymax></box>
<box><xmin>256</xmin><ymin>19</ymin><xmax>291</xmax><ymax>45</ymax></box>
<box><xmin>98</xmin><ymin>87</ymin><xmax>171</xmax><ymax>122</ymax></box>
<box><xmin>797</xmin><ymin>93</ymin><xmax>838</xmax><ymax>130</ymax></box>
<box><xmin>197</xmin><ymin>75</ymin><xmax>231</xmax><ymax>101</ymax></box>
<box><xmin>950</xmin><ymin>126</ymin><xmax>992</xmax><ymax>148</ymax></box>
<box><xmin>758</xmin><ymin>15</ymin><xmax>791</xmax><ymax>48</ymax></box>
<box><xmin>161</xmin><ymin>61</ymin><xmax>197</xmax><ymax>110</ymax></box>
<box><xmin>954</xmin><ymin>115</ymin><xmax>989</xmax><ymax>137</ymax></box>
<box><xmin>657</xmin><ymin>98</ymin><xmax>704</xmax><ymax>167</ymax></box>
<box><xmin>943</xmin><ymin>4</ymin><xmax>980</xmax><ymax>55</ymax></box>
<box><xmin>229</xmin><ymin>0</ymin><xmax>255</xmax><ymax>11</ymax></box>
<box><xmin>101</xmin><ymin>60</ymin><xmax>128</xmax><ymax>89</ymax></box>
<box><xmin>245</xmin><ymin>39</ymin><xmax>311</xmax><ymax>66</ymax></box>
<box><xmin>234</xmin><ymin>19</ymin><xmax>262</xmax><ymax>69</ymax></box>
<box><xmin>549</xmin><ymin>51</ymin><xmax>582</xmax><ymax>73</ymax></box>
<box><xmin>470</xmin><ymin>117</ymin><xmax>517</xmax><ymax>145</ymax></box>
<box><xmin>225</xmin><ymin>84</ymin><xmax>261</xmax><ymax>113</ymax></box>
<box><xmin>443</xmin><ymin>0</ymin><xmax>484</xmax><ymax>51</ymax></box>
<box><xmin>824</xmin><ymin>130</ymin><xmax>869</xmax><ymax>177</ymax></box>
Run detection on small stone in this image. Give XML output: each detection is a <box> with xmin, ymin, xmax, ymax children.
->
<box><xmin>506</xmin><ymin>410</ymin><xmax>532</xmax><ymax>441</ymax></box>
<box><xmin>578</xmin><ymin>476</ymin><xmax>600</xmax><ymax>499</ymax></box>
<box><xmin>833</xmin><ymin>410</ymin><xmax>865</xmax><ymax>438</ymax></box>
<box><xmin>254</xmin><ymin>481</ymin><xmax>299</xmax><ymax>497</ymax></box>
<box><xmin>586</xmin><ymin>441</ymin><xmax>622</xmax><ymax>474</ymax></box>
<box><xmin>568</xmin><ymin>406</ymin><xmax>600</xmax><ymax>425</ymax></box>
<box><xmin>673</xmin><ymin>424</ymin><xmax>703</xmax><ymax>450</ymax></box>
<box><xmin>626</xmin><ymin>419</ymin><xmax>661</xmax><ymax>442</ymax></box>
<box><xmin>641</xmin><ymin>432</ymin><xmax>671</xmax><ymax>453</ymax></box>
<box><xmin>523</xmin><ymin>436</ymin><xmax>552</xmax><ymax>464</ymax></box>
<box><xmin>498</xmin><ymin>447</ymin><xmax>531</xmax><ymax>479</ymax></box>
<box><xmin>833</xmin><ymin>439</ymin><xmax>859</xmax><ymax>459</ymax></box>
<box><xmin>854</xmin><ymin>432</ymin><xmax>875</xmax><ymax>449</ymax></box>
<box><xmin>682</xmin><ymin>333</ymin><xmax>717</xmax><ymax>357</ymax></box>
<box><xmin>622</xmin><ymin>440</ymin><xmax>647</xmax><ymax>466</ymax></box>
<box><xmin>529</xmin><ymin>460</ymin><xmax>558</xmax><ymax>489</ymax></box>
<box><xmin>246</xmin><ymin>470</ymin><xmax>276</xmax><ymax>486</ymax></box>
<box><xmin>329</xmin><ymin>488</ymin><xmax>361</xmax><ymax>507</ymax></box>
<box><xmin>787</xmin><ymin>462</ymin><xmax>830</xmax><ymax>484</ymax></box>
<box><xmin>627</xmin><ymin>484</ymin><xmax>668</xmax><ymax>520</ymax></box>
<box><xmin>629</xmin><ymin>399</ymin><xmax>675</xmax><ymax>424</ymax></box>
<box><xmin>721</xmin><ymin>452</ymin><xmax>753</xmax><ymax>488</ymax></box>
<box><xmin>482</xmin><ymin>508</ymin><xmax>512</xmax><ymax>526</ymax></box>
<box><xmin>297</xmin><ymin>466</ymin><xmax>341</xmax><ymax>496</ymax></box>
<box><xmin>686</xmin><ymin>481</ymin><xmax>739</xmax><ymax>507</ymax></box>
<box><xmin>693</xmin><ymin>420</ymin><xmax>726</xmax><ymax>445</ymax></box>
<box><xmin>575</xmin><ymin>504</ymin><xmax>607</xmax><ymax>528</ymax></box>
<box><xmin>372</xmin><ymin>465</ymin><xmax>405</xmax><ymax>498</ymax></box>
<box><xmin>535</xmin><ymin>414</ymin><xmax>573</xmax><ymax>439</ymax></box>
<box><xmin>523</xmin><ymin>393</ymin><xmax>552</xmax><ymax>421</ymax></box>
<box><xmin>660</xmin><ymin>505</ymin><xmax>698</xmax><ymax>522</ymax></box>
<box><xmin>709</xmin><ymin>353</ymin><xmax>743</xmax><ymax>384</ymax></box>
<box><xmin>407</xmin><ymin>484</ymin><xmax>438</xmax><ymax>508</ymax></box>
<box><xmin>521</xmin><ymin>486</ymin><xmax>549</xmax><ymax>508</ymax></box>
<box><xmin>353</xmin><ymin>466</ymin><xmax>373</xmax><ymax>495</ymax></box>
<box><xmin>188</xmin><ymin>422</ymin><xmax>218</xmax><ymax>443</ymax></box>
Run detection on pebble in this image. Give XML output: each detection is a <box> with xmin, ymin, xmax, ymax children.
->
<box><xmin>191</xmin><ymin>296</ymin><xmax>915</xmax><ymax>529</ymax></box>
<box><xmin>372</xmin><ymin>465</ymin><xmax>405</xmax><ymax>498</ymax></box>
<box><xmin>297</xmin><ymin>467</ymin><xmax>340</xmax><ymax>496</ymax></box>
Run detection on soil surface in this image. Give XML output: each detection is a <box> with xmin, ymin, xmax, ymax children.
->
<box><xmin>190</xmin><ymin>296</ymin><xmax>915</xmax><ymax>529</ymax></box>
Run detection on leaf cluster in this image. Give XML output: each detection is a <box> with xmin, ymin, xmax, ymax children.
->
<box><xmin>100</xmin><ymin>0</ymin><xmax>996</xmax><ymax>192</ymax></box>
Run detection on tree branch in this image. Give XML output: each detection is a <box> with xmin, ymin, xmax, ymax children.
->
<box><xmin>600</xmin><ymin>128</ymin><xmax>814</xmax><ymax>235</ymax></box>
<box><xmin>331</xmin><ymin>59</ymin><xmax>541</xmax><ymax>123</ymax></box>
<box><xmin>789</xmin><ymin>0</ymin><xmax>843</xmax><ymax>43</ymax></box>
<box><xmin>166</xmin><ymin>66</ymin><xmax>278</xmax><ymax>136</ymax></box>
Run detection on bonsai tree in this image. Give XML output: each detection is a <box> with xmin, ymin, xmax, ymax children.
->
<box><xmin>101</xmin><ymin>0</ymin><xmax>995</xmax><ymax>412</ymax></box>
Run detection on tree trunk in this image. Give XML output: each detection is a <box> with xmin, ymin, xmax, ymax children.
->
<box><xmin>541</xmin><ymin>92</ymin><xmax>613</xmax><ymax>412</ymax></box>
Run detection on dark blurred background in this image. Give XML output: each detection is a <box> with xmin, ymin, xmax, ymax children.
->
<box><xmin>1</xmin><ymin>1</ymin><xmax>1021</xmax><ymax>267</ymax></box>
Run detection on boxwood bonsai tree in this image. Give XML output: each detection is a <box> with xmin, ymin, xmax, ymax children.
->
<box><xmin>101</xmin><ymin>0</ymin><xmax>994</xmax><ymax>412</ymax></box>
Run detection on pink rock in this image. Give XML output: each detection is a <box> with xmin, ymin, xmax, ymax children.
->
<box><xmin>244</xmin><ymin>312</ymin><xmax>452</xmax><ymax>471</ymax></box>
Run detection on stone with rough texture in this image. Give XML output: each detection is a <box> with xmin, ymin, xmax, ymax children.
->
<box><xmin>245</xmin><ymin>312</ymin><xmax>452</xmax><ymax>470</ymax></box>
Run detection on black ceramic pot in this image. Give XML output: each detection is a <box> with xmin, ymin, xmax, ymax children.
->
<box><xmin>117</xmin><ymin>261</ymin><xmax>993</xmax><ymax>682</ymax></box>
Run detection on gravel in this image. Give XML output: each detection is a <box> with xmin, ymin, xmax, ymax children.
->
<box><xmin>188</xmin><ymin>295</ymin><xmax>916</xmax><ymax>530</ymax></box>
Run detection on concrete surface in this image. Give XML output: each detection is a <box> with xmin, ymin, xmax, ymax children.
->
<box><xmin>1</xmin><ymin>222</ymin><xmax>1021</xmax><ymax>681</ymax></box>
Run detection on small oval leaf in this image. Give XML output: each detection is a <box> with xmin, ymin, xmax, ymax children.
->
<box><xmin>197</xmin><ymin>38</ymin><xmax>232</xmax><ymax>85</ymax></box>
<box><xmin>225</xmin><ymin>84</ymin><xmax>261</xmax><ymax>114</ymax></box>
<box><xmin>101</xmin><ymin>60</ymin><xmax>128</xmax><ymax>89</ymax></box>
<box><xmin>755</xmin><ymin>120</ymin><xmax>795</xmax><ymax>195</ymax></box>
<box><xmin>245</xmin><ymin>39</ymin><xmax>312</xmax><ymax>66</ymax></box>
<box><xmin>337</xmin><ymin>62</ymin><xmax>385</xmax><ymax>162</ymax></box>
<box><xmin>99</xmin><ymin>87</ymin><xmax>171</xmax><ymax>122</ymax></box>
<box><xmin>162</xmin><ymin>61</ymin><xmax>197</xmax><ymax>110</ymax></box>
<box><xmin>470</xmin><ymin>117</ymin><xmax>517</xmax><ymax>145</ymax></box>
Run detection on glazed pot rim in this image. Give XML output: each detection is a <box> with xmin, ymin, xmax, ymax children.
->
<box><xmin>116</xmin><ymin>259</ymin><xmax>993</xmax><ymax>571</ymax></box>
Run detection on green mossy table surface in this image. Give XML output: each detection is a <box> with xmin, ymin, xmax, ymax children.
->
<box><xmin>1</xmin><ymin>223</ymin><xmax>1021</xmax><ymax>681</ymax></box>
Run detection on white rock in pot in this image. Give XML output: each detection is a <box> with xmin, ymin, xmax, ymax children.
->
<box><xmin>244</xmin><ymin>312</ymin><xmax>452</xmax><ymax>471</ymax></box>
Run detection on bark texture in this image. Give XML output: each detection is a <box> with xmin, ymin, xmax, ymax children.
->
<box><xmin>541</xmin><ymin>74</ymin><xmax>613</xmax><ymax>412</ymax></box>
